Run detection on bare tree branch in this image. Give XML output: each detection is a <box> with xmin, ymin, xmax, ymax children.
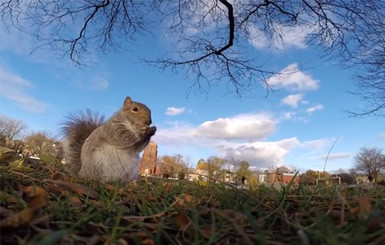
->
<box><xmin>1</xmin><ymin>0</ymin><xmax>385</xmax><ymax>112</ymax></box>
<box><xmin>0</xmin><ymin>115</ymin><xmax>27</xmax><ymax>140</ymax></box>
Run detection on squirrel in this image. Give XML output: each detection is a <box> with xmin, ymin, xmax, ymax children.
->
<box><xmin>61</xmin><ymin>97</ymin><xmax>156</xmax><ymax>182</ymax></box>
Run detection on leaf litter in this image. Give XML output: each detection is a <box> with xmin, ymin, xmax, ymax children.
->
<box><xmin>0</xmin><ymin>164</ymin><xmax>385</xmax><ymax>245</ymax></box>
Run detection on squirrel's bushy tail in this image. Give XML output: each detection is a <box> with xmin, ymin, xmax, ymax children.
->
<box><xmin>61</xmin><ymin>109</ymin><xmax>105</xmax><ymax>172</ymax></box>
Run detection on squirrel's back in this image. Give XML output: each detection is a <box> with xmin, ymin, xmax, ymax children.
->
<box><xmin>61</xmin><ymin>109</ymin><xmax>105</xmax><ymax>172</ymax></box>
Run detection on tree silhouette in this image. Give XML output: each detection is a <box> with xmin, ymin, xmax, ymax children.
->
<box><xmin>1</xmin><ymin>0</ymin><xmax>385</xmax><ymax>112</ymax></box>
<box><xmin>0</xmin><ymin>115</ymin><xmax>27</xmax><ymax>140</ymax></box>
<box><xmin>354</xmin><ymin>147</ymin><xmax>385</xmax><ymax>183</ymax></box>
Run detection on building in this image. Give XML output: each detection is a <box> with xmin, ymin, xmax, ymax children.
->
<box><xmin>258</xmin><ymin>171</ymin><xmax>299</xmax><ymax>185</ymax></box>
<box><xmin>139</xmin><ymin>141</ymin><xmax>159</xmax><ymax>175</ymax></box>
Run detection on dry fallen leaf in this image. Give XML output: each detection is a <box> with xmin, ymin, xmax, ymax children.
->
<box><xmin>69</xmin><ymin>196</ymin><xmax>82</xmax><ymax>206</ymax></box>
<box><xmin>0</xmin><ymin>208</ymin><xmax>35</xmax><ymax>228</ymax></box>
<box><xmin>50</xmin><ymin>172</ymin><xmax>65</xmax><ymax>181</ymax></box>
<box><xmin>23</xmin><ymin>186</ymin><xmax>49</xmax><ymax>210</ymax></box>
<box><xmin>209</xmin><ymin>200</ymin><xmax>221</xmax><ymax>208</ymax></box>
<box><xmin>176</xmin><ymin>194</ymin><xmax>198</xmax><ymax>207</ymax></box>
<box><xmin>173</xmin><ymin>212</ymin><xmax>193</xmax><ymax>236</ymax></box>
<box><xmin>213</xmin><ymin>209</ymin><xmax>248</xmax><ymax>224</ymax></box>
<box><xmin>141</xmin><ymin>238</ymin><xmax>155</xmax><ymax>245</ymax></box>
<box><xmin>199</xmin><ymin>226</ymin><xmax>215</xmax><ymax>239</ymax></box>
<box><xmin>163</xmin><ymin>183</ymin><xmax>172</xmax><ymax>192</ymax></box>
<box><xmin>0</xmin><ymin>191</ymin><xmax>23</xmax><ymax>207</ymax></box>
<box><xmin>351</xmin><ymin>197</ymin><xmax>373</xmax><ymax>220</ymax></box>
<box><xmin>0</xmin><ymin>186</ymin><xmax>51</xmax><ymax>228</ymax></box>
<box><xmin>44</xmin><ymin>179</ymin><xmax>99</xmax><ymax>199</ymax></box>
<box><xmin>23</xmin><ymin>186</ymin><xmax>49</xmax><ymax>199</ymax></box>
<box><xmin>121</xmin><ymin>212</ymin><xmax>167</xmax><ymax>224</ymax></box>
<box><xmin>357</xmin><ymin>197</ymin><xmax>372</xmax><ymax>217</ymax></box>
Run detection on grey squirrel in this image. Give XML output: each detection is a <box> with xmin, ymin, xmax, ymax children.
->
<box><xmin>61</xmin><ymin>97</ymin><xmax>156</xmax><ymax>182</ymax></box>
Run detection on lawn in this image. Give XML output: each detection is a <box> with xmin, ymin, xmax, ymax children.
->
<box><xmin>0</xmin><ymin>162</ymin><xmax>384</xmax><ymax>245</ymax></box>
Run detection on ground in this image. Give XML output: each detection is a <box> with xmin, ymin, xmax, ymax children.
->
<box><xmin>0</xmin><ymin>161</ymin><xmax>385</xmax><ymax>245</ymax></box>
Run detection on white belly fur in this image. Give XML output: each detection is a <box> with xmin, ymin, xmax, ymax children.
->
<box><xmin>79</xmin><ymin>144</ymin><xmax>140</xmax><ymax>182</ymax></box>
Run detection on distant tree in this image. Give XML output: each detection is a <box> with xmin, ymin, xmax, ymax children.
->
<box><xmin>300</xmin><ymin>169</ymin><xmax>330</xmax><ymax>185</ymax></box>
<box><xmin>305</xmin><ymin>170</ymin><xmax>330</xmax><ymax>179</ymax></box>
<box><xmin>196</xmin><ymin>159</ymin><xmax>207</xmax><ymax>170</ymax></box>
<box><xmin>0</xmin><ymin>115</ymin><xmax>27</xmax><ymax>140</ymax></box>
<box><xmin>159</xmin><ymin>155</ymin><xmax>187</xmax><ymax>179</ymax></box>
<box><xmin>348</xmin><ymin>168</ymin><xmax>358</xmax><ymax>181</ymax></box>
<box><xmin>337</xmin><ymin>173</ymin><xmax>355</xmax><ymax>185</ymax></box>
<box><xmin>354</xmin><ymin>147</ymin><xmax>385</xmax><ymax>183</ymax></box>
<box><xmin>276</xmin><ymin>166</ymin><xmax>291</xmax><ymax>174</ymax></box>
<box><xmin>235</xmin><ymin>160</ymin><xmax>252</xmax><ymax>184</ymax></box>
<box><xmin>299</xmin><ymin>174</ymin><xmax>316</xmax><ymax>185</ymax></box>
<box><xmin>24</xmin><ymin>131</ymin><xmax>57</xmax><ymax>156</ymax></box>
<box><xmin>196</xmin><ymin>156</ymin><xmax>227</xmax><ymax>182</ymax></box>
<box><xmin>207</xmin><ymin>156</ymin><xmax>228</xmax><ymax>182</ymax></box>
<box><xmin>1</xmin><ymin>1</ymin><xmax>385</xmax><ymax>113</ymax></box>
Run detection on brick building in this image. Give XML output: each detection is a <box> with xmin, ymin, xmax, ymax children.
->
<box><xmin>139</xmin><ymin>141</ymin><xmax>159</xmax><ymax>175</ymax></box>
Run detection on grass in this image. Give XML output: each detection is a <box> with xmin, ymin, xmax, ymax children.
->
<box><xmin>0</xmin><ymin>163</ymin><xmax>385</xmax><ymax>245</ymax></box>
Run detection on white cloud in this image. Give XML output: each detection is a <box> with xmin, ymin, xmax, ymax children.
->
<box><xmin>311</xmin><ymin>153</ymin><xmax>352</xmax><ymax>161</ymax></box>
<box><xmin>267</xmin><ymin>63</ymin><xmax>319</xmax><ymax>92</ymax></box>
<box><xmin>281</xmin><ymin>94</ymin><xmax>303</xmax><ymax>108</ymax></box>
<box><xmin>0</xmin><ymin>23</ymin><xmax>35</xmax><ymax>54</ymax></box>
<box><xmin>306</xmin><ymin>104</ymin><xmax>324</xmax><ymax>114</ymax></box>
<box><xmin>248</xmin><ymin>23</ymin><xmax>314</xmax><ymax>50</ymax></box>
<box><xmin>0</xmin><ymin>66</ymin><xmax>47</xmax><ymax>113</ymax></box>
<box><xmin>90</xmin><ymin>78</ymin><xmax>109</xmax><ymax>91</ymax></box>
<box><xmin>221</xmin><ymin>137</ymin><xmax>301</xmax><ymax>168</ymax></box>
<box><xmin>282</xmin><ymin>112</ymin><xmax>296</xmax><ymax>120</ymax></box>
<box><xmin>153</xmin><ymin>114</ymin><xmax>333</xmax><ymax>169</ymax></box>
<box><xmin>154</xmin><ymin>122</ymin><xmax>294</xmax><ymax>168</ymax></box>
<box><xmin>74</xmin><ymin>77</ymin><xmax>110</xmax><ymax>91</ymax></box>
<box><xmin>166</xmin><ymin>107</ymin><xmax>186</xmax><ymax>116</ymax></box>
<box><xmin>192</xmin><ymin>113</ymin><xmax>275</xmax><ymax>141</ymax></box>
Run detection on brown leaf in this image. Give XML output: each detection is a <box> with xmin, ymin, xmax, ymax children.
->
<box><xmin>0</xmin><ymin>191</ymin><xmax>23</xmax><ymax>206</ymax></box>
<box><xmin>23</xmin><ymin>186</ymin><xmax>49</xmax><ymax>199</ymax></box>
<box><xmin>23</xmin><ymin>186</ymin><xmax>49</xmax><ymax>210</ymax></box>
<box><xmin>102</xmin><ymin>183</ymin><xmax>118</xmax><ymax>192</ymax></box>
<box><xmin>0</xmin><ymin>208</ymin><xmax>35</xmax><ymax>228</ymax></box>
<box><xmin>174</xmin><ymin>212</ymin><xmax>190</xmax><ymax>228</ymax></box>
<box><xmin>184</xmin><ymin>194</ymin><xmax>194</xmax><ymax>203</ymax></box>
<box><xmin>173</xmin><ymin>212</ymin><xmax>193</xmax><ymax>235</ymax></box>
<box><xmin>213</xmin><ymin>209</ymin><xmax>248</xmax><ymax>224</ymax></box>
<box><xmin>121</xmin><ymin>212</ymin><xmax>167</xmax><ymax>224</ymax></box>
<box><xmin>103</xmin><ymin>236</ymin><xmax>128</xmax><ymax>245</ymax></box>
<box><xmin>350</xmin><ymin>206</ymin><xmax>359</xmax><ymax>216</ymax></box>
<box><xmin>209</xmin><ymin>200</ymin><xmax>221</xmax><ymax>208</ymax></box>
<box><xmin>136</xmin><ymin>231</ymin><xmax>149</xmax><ymax>238</ymax></box>
<box><xmin>69</xmin><ymin>196</ymin><xmax>82</xmax><ymax>206</ymax></box>
<box><xmin>163</xmin><ymin>183</ymin><xmax>172</xmax><ymax>192</ymax></box>
<box><xmin>116</xmin><ymin>238</ymin><xmax>129</xmax><ymax>245</ymax></box>
<box><xmin>141</xmin><ymin>238</ymin><xmax>155</xmax><ymax>245</ymax></box>
<box><xmin>200</xmin><ymin>226</ymin><xmax>215</xmax><ymax>239</ymax></box>
<box><xmin>368</xmin><ymin>217</ymin><xmax>381</xmax><ymax>229</ymax></box>
<box><xmin>176</xmin><ymin>194</ymin><xmax>198</xmax><ymax>207</ymax></box>
<box><xmin>358</xmin><ymin>197</ymin><xmax>372</xmax><ymax>217</ymax></box>
<box><xmin>0</xmin><ymin>207</ymin><xmax>14</xmax><ymax>217</ymax></box>
<box><xmin>50</xmin><ymin>172</ymin><xmax>65</xmax><ymax>181</ymax></box>
<box><xmin>44</xmin><ymin>179</ymin><xmax>99</xmax><ymax>199</ymax></box>
<box><xmin>124</xmin><ymin>231</ymin><xmax>155</xmax><ymax>245</ymax></box>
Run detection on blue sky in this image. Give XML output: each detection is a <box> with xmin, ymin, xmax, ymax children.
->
<box><xmin>0</xmin><ymin>16</ymin><xmax>384</xmax><ymax>173</ymax></box>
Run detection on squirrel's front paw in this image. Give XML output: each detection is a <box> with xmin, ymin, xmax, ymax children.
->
<box><xmin>148</xmin><ymin>125</ymin><xmax>157</xmax><ymax>136</ymax></box>
<box><xmin>141</xmin><ymin>125</ymin><xmax>157</xmax><ymax>136</ymax></box>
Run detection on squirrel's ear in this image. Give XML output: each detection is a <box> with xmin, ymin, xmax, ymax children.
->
<box><xmin>123</xmin><ymin>97</ymin><xmax>132</xmax><ymax>106</ymax></box>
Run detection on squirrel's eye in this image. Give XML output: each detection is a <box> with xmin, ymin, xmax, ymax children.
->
<box><xmin>132</xmin><ymin>107</ymin><xmax>139</xmax><ymax>112</ymax></box>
